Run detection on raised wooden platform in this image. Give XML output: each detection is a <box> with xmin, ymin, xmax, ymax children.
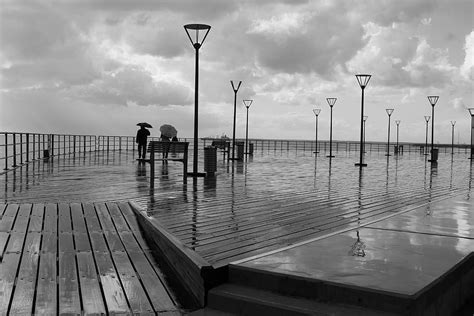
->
<box><xmin>0</xmin><ymin>202</ymin><xmax>181</xmax><ymax>315</ymax></box>
<box><xmin>1</xmin><ymin>150</ymin><xmax>473</xmax><ymax>312</ymax></box>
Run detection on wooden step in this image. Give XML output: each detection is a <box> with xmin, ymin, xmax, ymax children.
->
<box><xmin>206</xmin><ymin>283</ymin><xmax>395</xmax><ymax>316</ymax></box>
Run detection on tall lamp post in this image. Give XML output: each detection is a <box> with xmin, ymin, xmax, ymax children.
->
<box><xmin>427</xmin><ymin>96</ymin><xmax>439</xmax><ymax>163</ymax></box>
<box><xmin>313</xmin><ymin>108</ymin><xmax>321</xmax><ymax>154</ymax></box>
<box><xmin>363</xmin><ymin>116</ymin><xmax>368</xmax><ymax>153</ymax></box>
<box><xmin>355</xmin><ymin>74</ymin><xmax>371</xmax><ymax>167</ymax></box>
<box><xmin>243</xmin><ymin>99</ymin><xmax>253</xmax><ymax>155</ymax></box>
<box><xmin>395</xmin><ymin>120</ymin><xmax>401</xmax><ymax>154</ymax></box>
<box><xmin>326</xmin><ymin>98</ymin><xmax>337</xmax><ymax>158</ymax></box>
<box><xmin>469</xmin><ymin>108</ymin><xmax>474</xmax><ymax>159</ymax></box>
<box><xmin>385</xmin><ymin>109</ymin><xmax>394</xmax><ymax>156</ymax></box>
<box><xmin>424</xmin><ymin>116</ymin><xmax>431</xmax><ymax>155</ymax></box>
<box><xmin>230</xmin><ymin>80</ymin><xmax>242</xmax><ymax>160</ymax></box>
<box><xmin>451</xmin><ymin>121</ymin><xmax>456</xmax><ymax>155</ymax></box>
<box><xmin>184</xmin><ymin>23</ymin><xmax>211</xmax><ymax>177</ymax></box>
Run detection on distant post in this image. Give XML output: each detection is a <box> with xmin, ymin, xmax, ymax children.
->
<box><xmin>243</xmin><ymin>99</ymin><xmax>253</xmax><ymax>155</ymax></box>
<box><xmin>313</xmin><ymin>108</ymin><xmax>321</xmax><ymax>154</ymax></box>
<box><xmin>326</xmin><ymin>98</ymin><xmax>337</xmax><ymax>158</ymax></box>
<box><xmin>469</xmin><ymin>108</ymin><xmax>474</xmax><ymax>159</ymax></box>
<box><xmin>355</xmin><ymin>74</ymin><xmax>371</xmax><ymax>167</ymax></box>
<box><xmin>385</xmin><ymin>109</ymin><xmax>394</xmax><ymax>156</ymax></box>
<box><xmin>395</xmin><ymin>120</ymin><xmax>401</xmax><ymax>154</ymax></box>
<box><xmin>184</xmin><ymin>23</ymin><xmax>211</xmax><ymax>177</ymax></box>
<box><xmin>363</xmin><ymin>116</ymin><xmax>368</xmax><ymax>153</ymax></box>
<box><xmin>230</xmin><ymin>80</ymin><xmax>242</xmax><ymax>160</ymax></box>
<box><xmin>424</xmin><ymin>116</ymin><xmax>431</xmax><ymax>155</ymax></box>
<box><xmin>427</xmin><ymin>96</ymin><xmax>439</xmax><ymax>163</ymax></box>
<box><xmin>451</xmin><ymin>121</ymin><xmax>456</xmax><ymax>155</ymax></box>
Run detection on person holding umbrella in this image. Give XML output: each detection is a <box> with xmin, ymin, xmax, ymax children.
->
<box><xmin>160</xmin><ymin>124</ymin><xmax>177</xmax><ymax>158</ymax></box>
<box><xmin>136</xmin><ymin>122</ymin><xmax>152</xmax><ymax>160</ymax></box>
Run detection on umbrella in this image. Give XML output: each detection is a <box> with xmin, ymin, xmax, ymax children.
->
<box><xmin>160</xmin><ymin>124</ymin><xmax>178</xmax><ymax>138</ymax></box>
<box><xmin>137</xmin><ymin>122</ymin><xmax>153</xmax><ymax>128</ymax></box>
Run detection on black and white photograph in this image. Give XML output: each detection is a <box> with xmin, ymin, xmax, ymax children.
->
<box><xmin>0</xmin><ymin>0</ymin><xmax>473</xmax><ymax>315</ymax></box>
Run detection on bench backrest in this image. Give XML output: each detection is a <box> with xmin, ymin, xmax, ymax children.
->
<box><xmin>211</xmin><ymin>140</ymin><xmax>229</xmax><ymax>149</ymax></box>
<box><xmin>148</xmin><ymin>141</ymin><xmax>189</xmax><ymax>153</ymax></box>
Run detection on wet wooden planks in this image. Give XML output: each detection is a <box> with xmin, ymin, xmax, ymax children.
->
<box><xmin>0</xmin><ymin>202</ymin><xmax>180</xmax><ymax>315</ymax></box>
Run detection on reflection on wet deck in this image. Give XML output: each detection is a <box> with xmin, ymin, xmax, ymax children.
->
<box><xmin>1</xmin><ymin>150</ymin><xmax>472</xmax><ymax>268</ymax></box>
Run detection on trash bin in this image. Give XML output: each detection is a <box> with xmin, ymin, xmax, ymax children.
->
<box><xmin>394</xmin><ymin>145</ymin><xmax>399</xmax><ymax>154</ymax></box>
<box><xmin>43</xmin><ymin>149</ymin><xmax>50</xmax><ymax>158</ymax></box>
<box><xmin>204</xmin><ymin>146</ymin><xmax>217</xmax><ymax>175</ymax></box>
<box><xmin>430</xmin><ymin>148</ymin><xmax>439</xmax><ymax>161</ymax></box>
<box><xmin>236</xmin><ymin>142</ymin><xmax>244</xmax><ymax>160</ymax></box>
<box><xmin>249</xmin><ymin>143</ymin><xmax>254</xmax><ymax>156</ymax></box>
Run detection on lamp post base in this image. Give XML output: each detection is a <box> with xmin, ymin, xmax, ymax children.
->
<box><xmin>327</xmin><ymin>155</ymin><xmax>335</xmax><ymax>158</ymax></box>
<box><xmin>385</xmin><ymin>154</ymin><xmax>391</xmax><ymax>156</ymax></box>
<box><xmin>313</xmin><ymin>151</ymin><xmax>319</xmax><ymax>154</ymax></box>
<box><xmin>355</xmin><ymin>163</ymin><xmax>367</xmax><ymax>167</ymax></box>
<box><xmin>187</xmin><ymin>172</ymin><xmax>206</xmax><ymax>177</ymax></box>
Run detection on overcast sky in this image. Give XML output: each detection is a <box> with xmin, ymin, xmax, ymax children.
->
<box><xmin>1</xmin><ymin>0</ymin><xmax>473</xmax><ymax>143</ymax></box>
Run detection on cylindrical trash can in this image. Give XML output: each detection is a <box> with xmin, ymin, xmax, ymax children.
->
<box><xmin>430</xmin><ymin>148</ymin><xmax>439</xmax><ymax>161</ymax></box>
<box><xmin>43</xmin><ymin>149</ymin><xmax>50</xmax><ymax>159</ymax></box>
<box><xmin>236</xmin><ymin>142</ymin><xmax>244</xmax><ymax>160</ymax></box>
<box><xmin>249</xmin><ymin>143</ymin><xmax>254</xmax><ymax>155</ymax></box>
<box><xmin>394</xmin><ymin>145</ymin><xmax>399</xmax><ymax>154</ymax></box>
<box><xmin>204</xmin><ymin>146</ymin><xmax>217</xmax><ymax>175</ymax></box>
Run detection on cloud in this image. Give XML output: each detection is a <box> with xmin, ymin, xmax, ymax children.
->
<box><xmin>72</xmin><ymin>66</ymin><xmax>192</xmax><ymax>106</ymax></box>
<box><xmin>247</xmin><ymin>7</ymin><xmax>366</xmax><ymax>77</ymax></box>
<box><xmin>460</xmin><ymin>31</ymin><xmax>474</xmax><ymax>81</ymax></box>
<box><xmin>347</xmin><ymin>23</ymin><xmax>457</xmax><ymax>88</ymax></box>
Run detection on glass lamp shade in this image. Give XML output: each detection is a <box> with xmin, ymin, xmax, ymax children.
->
<box><xmin>386</xmin><ymin>109</ymin><xmax>394</xmax><ymax>116</ymax></box>
<box><xmin>427</xmin><ymin>95</ymin><xmax>439</xmax><ymax>106</ymax></box>
<box><xmin>326</xmin><ymin>98</ymin><xmax>337</xmax><ymax>107</ymax></box>
<box><xmin>355</xmin><ymin>74</ymin><xmax>371</xmax><ymax>88</ymax></box>
<box><xmin>184</xmin><ymin>24</ymin><xmax>211</xmax><ymax>48</ymax></box>
<box><xmin>313</xmin><ymin>108</ymin><xmax>321</xmax><ymax>116</ymax></box>
<box><xmin>243</xmin><ymin>99</ymin><xmax>253</xmax><ymax>109</ymax></box>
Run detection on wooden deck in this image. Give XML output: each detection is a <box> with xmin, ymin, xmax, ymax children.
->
<box><xmin>1</xmin><ymin>150</ymin><xmax>473</xmax><ymax>268</ymax></box>
<box><xmin>0</xmin><ymin>202</ymin><xmax>181</xmax><ymax>315</ymax></box>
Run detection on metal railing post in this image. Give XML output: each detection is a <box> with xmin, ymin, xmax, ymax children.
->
<box><xmin>12</xmin><ymin>133</ymin><xmax>17</xmax><ymax>167</ymax></box>
<box><xmin>26</xmin><ymin>133</ymin><xmax>29</xmax><ymax>162</ymax></box>
<box><xmin>4</xmin><ymin>133</ymin><xmax>8</xmax><ymax>170</ymax></box>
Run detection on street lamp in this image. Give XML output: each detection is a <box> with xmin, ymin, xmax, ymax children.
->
<box><xmin>184</xmin><ymin>23</ymin><xmax>211</xmax><ymax>177</ymax></box>
<box><xmin>363</xmin><ymin>116</ymin><xmax>368</xmax><ymax>153</ymax></box>
<box><xmin>313</xmin><ymin>108</ymin><xmax>321</xmax><ymax>154</ymax></box>
<box><xmin>469</xmin><ymin>108</ymin><xmax>474</xmax><ymax>159</ymax></box>
<box><xmin>451</xmin><ymin>121</ymin><xmax>456</xmax><ymax>155</ymax></box>
<box><xmin>427</xmin><ymin>96</ymin><xmax>439</xmax><ymax>163</ymax></box>
<box><xmin>385</xmin><ymin>109</ymin><xmax>394</xmax><ymax>156</ymax></box>
<box><xmin>326</xmin><ymin>97</ymin><xmax>337</xmax><ymax>158</ymax></box>
<box><xmin>355</xmin><ymin>74</ymin><xmax>371</xmax><ymax>167</ymax></box>
<box><xmin>243</xmin><ymin>99</ymin><xmax>253</xmax><ymax>155</ymax></box>
<box><xmin>230</xmin><ymin>80</ymin><xmax>242</xmax><ymax>160</ymax></box>
<box><xmin>424</xmin><ymin>116</ymin><xmax>431</xmax><ymax>155</ymax></box>
<box><xmin>395</xmin><ymin>120</ymin><xmax>401</xmax><ymax>154</ymax></box>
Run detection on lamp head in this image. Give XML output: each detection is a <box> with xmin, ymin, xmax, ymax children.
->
<box><xmin>386</xmin><ymin>108</ymin><xmax>394</xmax><ymax>116</ymax></box>
<box><xmin>313</xmin><ymin>108</ymin><xmax>321</xmax><ymax>116</ymax></box>
<box><xmin>326</xmin><ymin>98</ymin><xmax>337</xmax><ymax>107</ymax></box>
<box><xmin>469</xmin><ymin>108</ymin><xmax>474</xmax><ymax>116</ymax></box>
<box><xmin>363</xmin><ymin>116</ymin><xmax>368</xmax><ymax>122</ymax></box>
<box><xmin>184</xmin><ymin>24</ymin><xmax>211</xmax><ymax>48</ymax></box>
<box><xmin>243</xmin><ymin>99</ymin><xmax>253</xmax><ymax>109</ymax></box>
<box><xmin>355</xmin><ymin>74</ymin><xmax>371</xmax><ymax>89</ymax></box>
<box><xmin>451</xmin><ymin>121</ymin><xmax>456</xmax><ymax>126</ymax></box>
<box><xmin>424</xmin><ymin>115</ymin><xmax>431</xmax><ymax>122</ymax></box>
<box><xmin>427</xmin><ymin>95</ymin><xmax>439</xmax><ymax>107</ymax></box>
<box><xmin>395</xmin><ymin>120</ymin><xmax>401</xmax><ymax>125</ymax></box>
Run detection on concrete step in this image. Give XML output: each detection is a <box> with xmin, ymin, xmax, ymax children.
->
<box><xmin>206</xmin><ymin>283</ymin><xmax>395</xmax><ymax>316</ymax></box>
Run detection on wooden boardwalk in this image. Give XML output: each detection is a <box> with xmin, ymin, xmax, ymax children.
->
<box><xmin>0</xmin><ymin>202</ymin><xmax>181</xmax><ymax>315</ymax></box>
<box><xmin>1</xmin><ymin>150</ymin><xmax>473</xmax><ymax>268</ymax></box>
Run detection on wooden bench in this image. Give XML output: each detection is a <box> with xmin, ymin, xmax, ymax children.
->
<box><xmin>147</xmin><ymin>141</ymin><xmax>189</xmax><ymax>186</ymax></box>
<box><xmin>211</xmin><ymin>140</ymin><xmax>230</xmax><ymax>159</ymax></box>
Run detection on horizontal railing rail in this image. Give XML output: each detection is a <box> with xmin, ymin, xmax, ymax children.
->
<box><xmin>1</xmin><ymin>132</ymin><xmax>471</xmax><ymax>172</ymax></box>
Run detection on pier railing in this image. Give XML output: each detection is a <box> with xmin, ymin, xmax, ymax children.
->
<box><xmin>1</xmin><ymin>132</ymin><xmax>471</xmax><ymax>172</ymax></box>
<box><xmin>1</xmin><ymin>132</ymin><xmax>96</xmax><ymax>171</ymax></box>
